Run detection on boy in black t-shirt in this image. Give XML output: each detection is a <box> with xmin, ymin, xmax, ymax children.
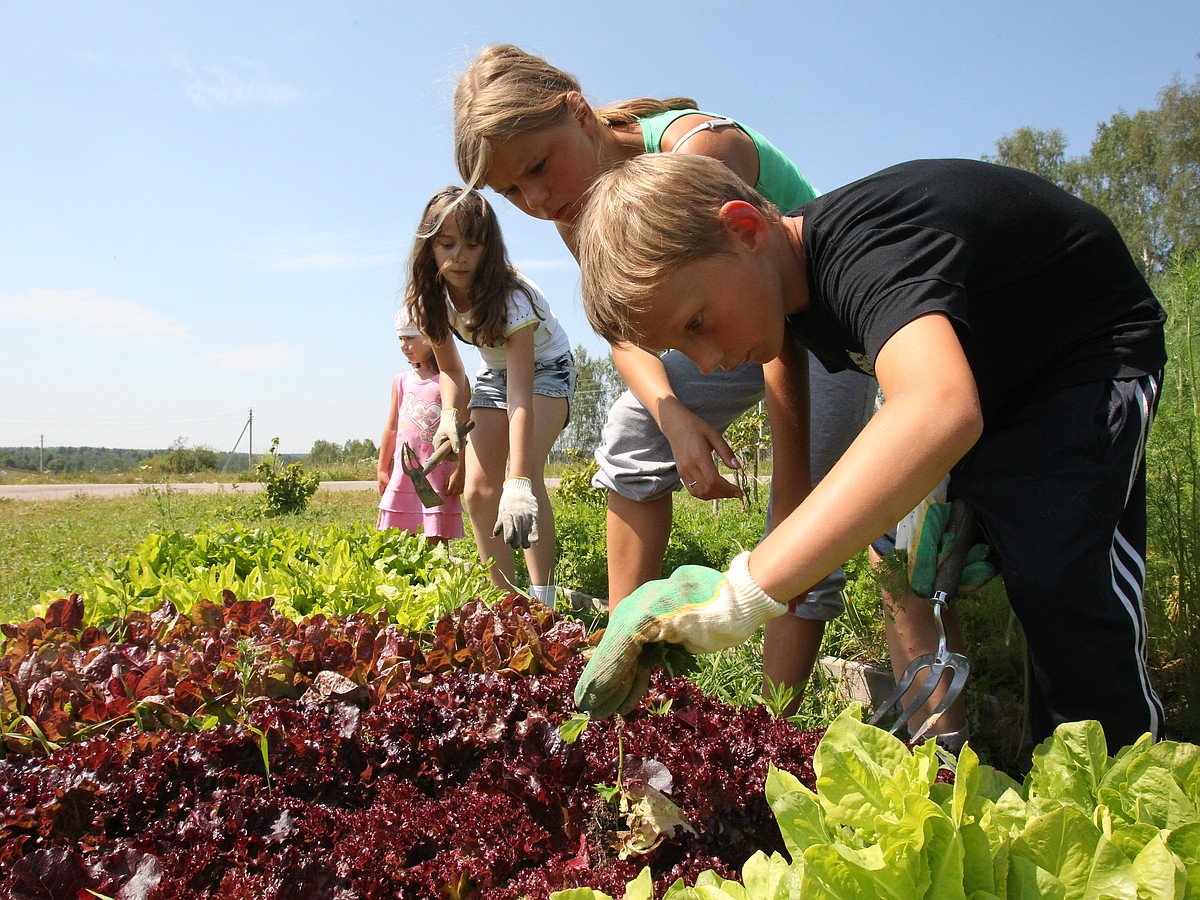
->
<box><xmin>571</xmin><ymin>153</ymin><xmax>1167</xmax><ymax>752</ymax></box>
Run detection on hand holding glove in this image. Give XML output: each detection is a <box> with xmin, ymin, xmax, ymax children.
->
<box><xmin>433</xmin><ymin>409</ymin><xmax>462</xmax><ymax>461</ymax></box>
<box><xmin>493</xmin><ymin>477</ymin><xmax>539</xmax><ymax>548</ymax></box>
<box><xmin>574</xmin><ymin>552</ymin><xmax>787</xmax><ymax>718</ymax></box>
<box><xmin>901</xmin><ymin>496</ymin><xmax>997</xmax><ymax>598</ymax></box>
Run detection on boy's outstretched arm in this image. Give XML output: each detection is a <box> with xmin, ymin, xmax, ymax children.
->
<box><xmin>572</xmin><ymin>314</ymin><xmax>980</xmax><ymax>719</ymax></box>
<box><xmin>750</xmin><ymin>313</ymin><xmax>982</xmax><ymax>604</ymax></box>
<box><xmin>761</xmin><ymin>331</ymin><xmax>811</xmax><ymax>533</ymax></box>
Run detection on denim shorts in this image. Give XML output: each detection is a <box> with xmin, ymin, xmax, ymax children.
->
<box><xmin>469</xmin><ymin>352</ymin><xmax>577</xmax><ymax>423</ymax></box>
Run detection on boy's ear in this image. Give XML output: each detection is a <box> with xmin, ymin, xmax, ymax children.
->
<box><xmin>718</xmin><ymin>200</ymin><xmax>770</xmax><ymax>253</ymax></box>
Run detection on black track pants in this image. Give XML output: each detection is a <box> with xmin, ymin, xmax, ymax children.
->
<box><xmin>951</xmin><ymin>373</ymin><xmax>1163</xmax><ymax>750</ymax></box>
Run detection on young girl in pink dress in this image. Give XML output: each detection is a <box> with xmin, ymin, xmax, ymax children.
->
<box><xmin>375</xmin><ymin>310</ymin><xmax>464</xmax><ymax>542</ymax></box>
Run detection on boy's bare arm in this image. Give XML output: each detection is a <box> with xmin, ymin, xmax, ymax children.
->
<box><xmin>761</xmin><ymin>331</ymin><xmax>811</xmax><ymax>533</ymax></box>
<box><xmin>750</xmin><ymin>314</ymin><xmax>982</xmax><ymax>601</ymax></box>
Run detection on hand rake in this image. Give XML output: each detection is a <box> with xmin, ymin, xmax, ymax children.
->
<box><xmin>868</xmin><ymin>499</ymin><xmax>975</xmax><ymax>743</ymax></box>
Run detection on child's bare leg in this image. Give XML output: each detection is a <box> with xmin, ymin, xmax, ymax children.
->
<box><xmin>872</xmin><ymin>545</ymin><xmax>968</xmax><ymax>737</ymax></box>
<box><xmin>464</xmin><ymin>408</ymin><xmax>517</xmax><ymax>590</ymax></box>
<box><xmin>762</xmin><ymin>614</ymin><xmax>825</xmax><ymax>716</ymax></box>
<box><xmin>606</xmin><ymin>491</ymin><xmax>672</xmax><ymax>612</ymax></box>
<box><xmin>522</xmin><ymin>394</ymin><xmax>569</xmax><ymax>588</ymax></box>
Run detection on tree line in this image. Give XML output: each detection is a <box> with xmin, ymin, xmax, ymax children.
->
<box><xmin>985</xmin><ymin>69</ymin><xmax>1199</xmax><ymax>277</ymax></box>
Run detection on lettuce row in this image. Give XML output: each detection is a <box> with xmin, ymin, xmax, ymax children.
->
<box><xmin>560</xmin><ymin>705</ymin><xmax>1199</xmax><ymax>899</ymax></box>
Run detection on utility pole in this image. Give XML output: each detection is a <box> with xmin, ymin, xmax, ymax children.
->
<box><xmin>39</xmin><ymin>434</ymin><xmax>44</xmax><ymax>473</ymax></box>
<box><xmin>248</xmin><ymin>408</ymin><xmax>253</xmax><ymax>471</ymax></box>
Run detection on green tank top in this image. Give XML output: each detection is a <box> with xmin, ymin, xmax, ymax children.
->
<box><xmin>637</xmin><ymin>108</ymin><xmax>818</xmax><ymax>212</ymax></box>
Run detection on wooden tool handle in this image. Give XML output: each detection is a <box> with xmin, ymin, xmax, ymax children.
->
<box><xmin>931</xmin><ymin>498</ymin><xmax>976</xmax><ymax>601</ymax></box>
<box><xmin>422</xmin><ymin>419</ymin><xmax>475</xmax><ymax>473</ymax></box>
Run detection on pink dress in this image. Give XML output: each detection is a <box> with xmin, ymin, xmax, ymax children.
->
<box><xmin>377</xmin><ymin>371</ymin><xmax>464</xmax><ymax>538</ymax></box>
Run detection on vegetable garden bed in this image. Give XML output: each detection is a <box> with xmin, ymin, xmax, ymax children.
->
<box><xmin>2</xmin><ymin>502</ymin><xmax>1198</xmax><ymax>898</ymax></box>
<box><xmin>4</xmin><ymin>592</ymin><xmax>1199</xmax><ymax>898</ymax></box>
<box><xmin>1</xmin><ymin>593</ymin><xmax>823</xmax><ymax>898</ymax></box>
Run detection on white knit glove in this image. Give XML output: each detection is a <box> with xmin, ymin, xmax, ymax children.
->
<box><xmin>493</xmin><ymin>477</ymin><xmax>539</xmax><ymax>548</ymax></box>
<box><xmin>433</xmin><ymin>408</ymin><xmax>462</xmax><ymax>460</ymax></box>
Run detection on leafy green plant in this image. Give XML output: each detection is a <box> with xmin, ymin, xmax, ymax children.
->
<box><xmin>256</xmin><ymin>436</ymin><xmax>320</xmax><ymax>516</ymax></box>
<box><xmin>558</xmin><ymin>707</ymin><xmax>1200</xmax><ymax>898</ymax></box>
<box><xmin>553</xmin><ymin>450</ymin><xmax>606</xmax><ymax>508</ymax></box>
<box><xmin>1146</xmin><ymin>253</ymin><xmax>1200</xmax><ymax>739</ymax></box>
<box><xmin>33</xmin><ymin>521</ymin><xmax>502</xmax><ymax>630</ymax></box>
<box><xmin>723</xmin><ymin>403</ymin><xmax>770</xmax><ymax>507</ymax></box>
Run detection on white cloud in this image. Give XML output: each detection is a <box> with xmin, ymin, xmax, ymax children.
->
<box><xmin>270</xmin><ymin>250</ymin><xmax>396</xmax><ymax>272</ymax></box>
<box><xmin>208</xmin><ymin>342</ymin><xmax>296</xmax><ymax>374</ymax></box>
<box><xmin>172</xmin><ymin>54</ymin><xmax>303</xmax><ymax>109</ymax></box>
<box><xmin>0</xmin><ymin>288</ymin><xmax>185</xmax><ymax>340</ymax></box>
<box><xmin>255</xmin><ymin>231</ymin><xmax>397</xmax><ymax>271</ymax></box>
<box><xmin>513</xmin><ymin>257</ymin><xmax>577</xmax><ymax>273</ymax></box>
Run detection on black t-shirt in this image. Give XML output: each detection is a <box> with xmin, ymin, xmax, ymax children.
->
<box><xmin>786</xmin><ymin>158</ymin><xmax>1166</xmax><ymax>424</ymax></box>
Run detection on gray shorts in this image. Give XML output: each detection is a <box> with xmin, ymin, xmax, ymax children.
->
<box><xmin>593</xmin><ymin>349</ymin><xmax>877</xmax><ymax>621</ymax></box>
<box><xmin>470</xmin><ymin>351</ymin><xmax>577</xmax><ymax>423</ymax></box>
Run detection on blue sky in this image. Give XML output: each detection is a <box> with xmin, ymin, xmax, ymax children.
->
<box><xmin>2</xmin><ymin>1</ymin><xmax>1196</xmax><ymax>454</ymax></box>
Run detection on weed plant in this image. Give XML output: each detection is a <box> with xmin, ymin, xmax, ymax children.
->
<box><xmin>1145</xmin><ymin>254</ymin><xmax>1200</xmax><ymax>740</ymax></box>
<box><xmin>255</xmin><ymin>437</ymin><xmax>321</xmax><ymax>516</ymax></box>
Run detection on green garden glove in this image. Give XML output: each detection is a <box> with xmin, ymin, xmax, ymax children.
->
<box><xmin>574</xmin><ymin>552</ymin><xmax>787</xmax><ymax>718</ymax></box>
<box><xmin>902</xmin><ymin>499</ymin><xmax>997</xmax><ymax>598</ymax></box>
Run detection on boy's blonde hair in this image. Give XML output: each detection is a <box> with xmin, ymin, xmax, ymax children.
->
<box><xmin>577</xmin><ymin>153</ymin><xmax>779</xmax><ymax>345</ymax></box>
<box><xmin>453</xmin><ymin>44</ymin><xmax>696</xmax><ymax>189</ymax></box>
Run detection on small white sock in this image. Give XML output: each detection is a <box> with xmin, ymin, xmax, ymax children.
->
<box><xmin>529</xmin><ymin>584</ymin><xmax>555</xmax><ymax>604</ymax></box>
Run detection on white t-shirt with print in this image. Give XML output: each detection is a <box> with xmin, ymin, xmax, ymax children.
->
<box><xmin>446</xmin><ymin>273</ymin><xmax>571</xmax><ymax>371</ymax></box>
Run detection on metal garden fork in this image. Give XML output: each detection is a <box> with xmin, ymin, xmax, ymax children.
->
<box><xmin>869</xmin><ymin>499</ymin><xmax>975</xmax><ymax>743</ymax></box>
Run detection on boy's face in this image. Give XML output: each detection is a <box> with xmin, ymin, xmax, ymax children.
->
<box><xmin>633</xmin><ymin>250</ymin><xmax>787</xmax><ymax>374</ymax></box>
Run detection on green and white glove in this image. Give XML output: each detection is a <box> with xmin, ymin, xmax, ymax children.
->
<box><xmin>574</xmin><ymin>551</ymin><xmax>787</xmax><ymax>718</ymax></box>
<box><xmin>900</xmin><ymin>496</ymin><xmax>997</xmax><ymax>598</ymax></box>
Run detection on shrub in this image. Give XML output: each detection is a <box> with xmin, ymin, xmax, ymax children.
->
<box><xmin>1146</xmin><ymin>253</ymin><xmax>1200</xmax><ymax>740</ymax></box>
<box><xmin>256</xmin><ymin>437</ymin><xmax>320</xmax><ymax>516</ymax></box>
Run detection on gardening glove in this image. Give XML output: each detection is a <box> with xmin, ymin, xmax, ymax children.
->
<box><xmin>494</xmin><ymin>477</ymin><xmax>539</xmax><ymax>548</ymax></box>
<box><xmin>433</xmin><ymin>408</ymin><xmax>463</xmax><ymax>461</ymax></box>
<box><xmin>574</xmin><ymin>551</ymin><xmax>787</xmax><ymax>718</ymax></box>
<box><xmin>900</xmin><ymin>496</ymin><xmax>997</xmax><ymax>598</ymax></box>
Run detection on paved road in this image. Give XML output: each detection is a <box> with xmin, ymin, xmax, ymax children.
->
<box><xmin>0</xmin><ymin>481</ymin><xmax>378</xmax><ymax>501</ymax></box>
<box><xmin>0</xmin><ymin>479</ymin><xmax>565</xmax><ymax>501</ymax></box>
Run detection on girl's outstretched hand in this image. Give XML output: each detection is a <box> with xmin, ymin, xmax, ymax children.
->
<box><xmin>494</xmin><ymin>476</ymin><xmax>539</xmax><ymax>548</ymax></box>
<box><xmin>660</xmin><ymin>405</ymin><xmax>742</xmax><ymax>500</ymax></box>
